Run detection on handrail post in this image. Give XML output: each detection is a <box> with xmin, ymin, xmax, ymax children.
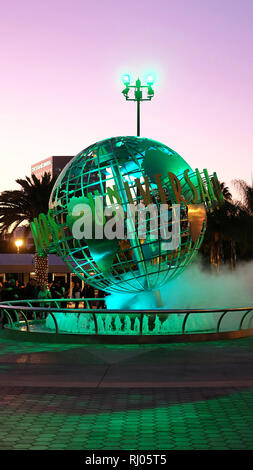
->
<box><xmin>140</xmin><ymin>313</ymin><xmax>144</xmax><ymax>335</ymax></box>
<box><xmin>50</xmin><ymin>312</ymin><xmax>59</xmax><ymax>334</ymax></box>
<box><xmin>19</xmin><ymin>311</ymin><xmax>30</xmax><ymax>332</ymax></box>
<box><xmin>239</xmin><ymin>309</ymin><xmax>251</xmax><ymax>330</ymax></box>
<box><xmin>92</xmin><ymin>312</ymin><xmax>98</xmax><ymax>334</ymax></box>
<box><xmin>217</xmin><ymin>310</ymin><xmax>228</xmax><ymax>333</ymax></box>
<box><xmin>13</xmin><ymin>308</ymin><xmax>20</xmax><ymax>323</ymax></box>
<box><xmin>2</xmin><ymin>308</ymin><xmax>14</xmax><ymax>328</ymax></box>
<box><xmin>182</xmin><ymin>312</ymin><xmax>190</xmax><ymax>334</ymax></box>
<box><xmin>27</xmin><ymin>301</ymin><xmax>36</xmax><ymax>320</ymax></box>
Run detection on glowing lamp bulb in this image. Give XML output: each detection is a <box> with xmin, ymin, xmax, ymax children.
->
<box><xmin>147</xmin><ymin>75</ymin><xmax>154</xmax><ymax>85</ymax></box>
<box><xmin>15</xmin><ymin>239</ymin><xmax>23</xmax><ymax>248</ymax></box>
<box><xmin>122</xmin><ymin>74</ymin><xmax>130</xmax><ymax>85</ymax></box>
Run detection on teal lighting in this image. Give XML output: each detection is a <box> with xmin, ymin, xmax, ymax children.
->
<box><xmin>146</xmin><ymin>74</ymin><xmax>154</xmax><ymax>85</ymax></box>
<box><xmin>121</xmin><ymin>75</ymin><xmax>156</xmax><ymax>136</ymax></box>
<box><xmin>122</xmin><ymin>74</ymin><xmax>130</xmax><ymax>85</ymax></box>
<box><xmin>48</xmin><ymin>136</ymin><xmax>207</xmax><ymax>294</ymax></box>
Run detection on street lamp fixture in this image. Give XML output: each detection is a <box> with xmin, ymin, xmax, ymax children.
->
<box><xmin>15</xmin><ymin>239</ymin><xmax>23</xmax><ymax>254</ymax></box>
<box><xmin>121</xmin><ymin>75</ymin><xmax>155</xmax><ymax>136</ymax></box>
<box><xmin>122</xmin><ymin>74</ymin><xmax>130</xmax><ymax>86</ymax></box>
<box><xmin>146</xmin><ymin>75</ymin><xmax>154</xmax><ymax>85</ymax></box>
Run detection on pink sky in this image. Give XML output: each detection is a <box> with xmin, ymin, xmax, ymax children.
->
<box><xmin>0</xmin><ymin>0</ymin><xmax>252</xmax><ymax>198</ymax></box>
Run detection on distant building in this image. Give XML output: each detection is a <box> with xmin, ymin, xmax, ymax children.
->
<box><xmin>31</xmin><ymin>156</ymin><xmax>74</xmax><ymax>179</ymax></box>
<box><xmin>0</xmin><ymin>253</ymin><xmax>71</xmax><ymax>286</ymax></box>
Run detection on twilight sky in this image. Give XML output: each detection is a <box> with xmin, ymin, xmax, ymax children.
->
<box><xmin>0</xmin><ymin>0</ymin><xmax>252</xmax><ymax>197</ymax></box>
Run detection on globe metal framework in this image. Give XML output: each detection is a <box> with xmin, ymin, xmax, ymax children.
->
<box><xmin>48</xmin><ymin>136</ymin><xmax>207</xmax><ymax>294</ymax></box>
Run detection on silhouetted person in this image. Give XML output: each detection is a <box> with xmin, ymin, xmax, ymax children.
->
<box><xmin>73</xmin><ymin>282</ymin><xmax>82</xmax><ymax>309</ymax></box>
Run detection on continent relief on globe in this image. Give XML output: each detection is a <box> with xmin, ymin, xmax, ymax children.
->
<box><xmin>30</xmin><ymin>152</ymin><xmax>223</xmax><ymax>259</ymax></box>
<box><xmin>29</xmin><ymin>137</ymin><xmax>224</xmax><ymax>292</ymax></box>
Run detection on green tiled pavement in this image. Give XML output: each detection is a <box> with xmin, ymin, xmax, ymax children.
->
<box><xmin>1</xmin><ymin>386</ymin><xmax>253</xmax><ymax>449</ymax></box>
<box><xmin>1</xmin><ymin>332</ymin><xmax>253</xmax><ymax>449</ymax></box>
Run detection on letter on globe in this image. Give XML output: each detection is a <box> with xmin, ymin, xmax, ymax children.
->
<box><xmin>104</xmin><ymin>205</ymin><xmax>125</xmax><ymax>240</ymax></box>
<box><xmin>168</xmin><ymin>172</ymin><xmax>187</xmax><ymax>204</ymax></box>
<box><xmin>136</xmin><ymin>203</ymin><xmax>158</xmax><ymax>240</ymax></box>
<box><xmin>135</xmin><ymin>176</ymin><xmax>152</xmax><ymax>205</ymax></box>
<box><xmin>183</xmin><ymin>169</ymin><xmax>198</xmax><ymax>203</ymax></box>
<box><xmin>160</xmin><ymin>204</ymin><xmax>180</xmax><ymax>250</ymax></box>
<box><xmin>155</xmin><ymin>173</ymin><xmax>167</xmax><ymax>203</ymax></box>
<box><xmin>72</xmin><ymin>203</ymin><xmax>93</xmax><ymax>239</ymax></box>
<box><xmin>195</xmin><ymin>169</ymin><xmax>212</xmax><ymax>207</ymax></box>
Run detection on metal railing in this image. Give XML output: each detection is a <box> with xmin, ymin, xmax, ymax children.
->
<box><xmin>1</xmin><ymin>299</ymin><xmax>253</xmax><ymax>336</ymax></box>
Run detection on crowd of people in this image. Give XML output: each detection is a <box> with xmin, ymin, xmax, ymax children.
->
<box><xmin>0</xmin><ymin>278</ymin><xmax>106</xmax><ymax>327</ymax></box>
<box><xmin>0</xmin><ymin>278</ymin><xmax>105</xmax><ymax>305</ymax></box>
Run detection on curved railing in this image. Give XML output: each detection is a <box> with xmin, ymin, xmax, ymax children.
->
<box><xmin>1</xmin><ymin>299</ymin><xmax>253</xmax><ymax>337</ymax></box>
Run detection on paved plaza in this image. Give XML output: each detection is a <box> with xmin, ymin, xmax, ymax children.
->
<box><xmin>1</xmin><ymin>331</ymin><xmax>253</xmax><ymax>450</ymax></box>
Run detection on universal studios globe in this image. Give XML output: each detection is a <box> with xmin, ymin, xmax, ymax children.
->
<box><xmin>49</xmin><ymin>136</ymin><xmax>207</xmax><ymax>294</ymax></box>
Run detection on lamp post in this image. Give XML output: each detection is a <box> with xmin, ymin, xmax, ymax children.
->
<box><xmin>121</xmin><ymin>75</ymin><xmax>155</xmax><ymax>136</ymax></box>
<box><xmin>15</xmin><ymin>239</ymin><xmax>23</xmax><ymax>254</ymax></box>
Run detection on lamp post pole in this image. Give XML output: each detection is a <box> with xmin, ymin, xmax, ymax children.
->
<box><xmin>136</xmin><ymin>78</ymin><xmax>141</xmax><ymax>136</ymax></box>
<box><xmin>137</xmin><ymin>100</ymin><xmax>141</xmax><ymax>137</ymax></box>
<box><xmin>121</xmin><ymin>75</ymin><xmax>155</xmax><ymax>137</ymax></box>
<box><xmin>137</xmin><ymin>97</ymin><xmax>140</xmax><ymax>137</ymax></box>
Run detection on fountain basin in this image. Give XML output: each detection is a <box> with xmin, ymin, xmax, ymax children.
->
<box><xmin>1</xmin><ymin>299</ymin><xmax>253</xmax><ymax>344</ymax></box>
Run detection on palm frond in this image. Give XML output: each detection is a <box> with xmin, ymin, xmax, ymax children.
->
<box><xmin>0</xmin><ymin>172</ymin><xmax>57</xmax><ymax>234</ymax></box>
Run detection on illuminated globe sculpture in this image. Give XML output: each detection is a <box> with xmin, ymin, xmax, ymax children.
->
<box><xmin>48</xmin><ymin>136</ymin><xmax>209</xmax><ymax>294</ymax></box>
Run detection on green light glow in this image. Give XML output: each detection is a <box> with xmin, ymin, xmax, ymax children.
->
<box><xmin>47</xmin><ymin>136</ymin><xmax>207</xmax><ymax>294</ymax></box>
<box><xmin>146</xmin><ymin>74</ymin><xmax>154</xmax><ymax>85</ymax></box>
<box><xmin>29</xmin><ymin>136</ymin><xmax>224</xmax><ymax>297</ymax></box>
<box><xmin>122</xmin><ymin>74</ymin><xmax>130</xmax><ymax>85</ymax></box>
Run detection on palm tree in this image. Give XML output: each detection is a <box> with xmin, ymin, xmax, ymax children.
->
<box><xmin>231</xmin><ymin>179</ymin><xmax>253</xmax><ymax>263</ymax></box>
<box><xmin>219</xmin><ymin>182</ymin><xmax>233</xmax><ymax>202</ymax></box>
<box><xmin>0</xmin><ymin>172</ymin><xmax>57</xmax><ymax>286</ymax></box>
<box><xmin>200</xmin><ymin>181</ymin><xmax>252</xmax><ymax>270</ymax></box>
<box><xmin>233</xmin><ymin>179</ymin><xmax>253</xmax><ymax>215</ymax></box>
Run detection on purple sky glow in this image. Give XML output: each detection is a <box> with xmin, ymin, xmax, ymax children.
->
<box><xmin>0</xmin><ymin>0</ymin><xmax>252</xmax><ymax>198</ymax></box>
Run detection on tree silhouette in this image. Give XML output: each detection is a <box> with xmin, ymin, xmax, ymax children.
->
<box><xmin>200</xmin><ymin>180</ymin><xmax>253</xmax><ymax>269</ymax></box>
<box><xmin>0</xmin><ymin>172</ymin><xmax>57</xmax><ymax>286</ymax></box>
